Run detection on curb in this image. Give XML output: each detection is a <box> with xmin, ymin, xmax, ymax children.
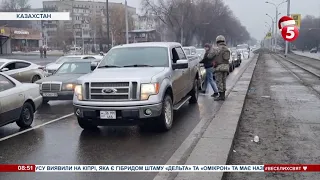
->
<box><xmin>153</xmin><ymin>53</ymin><xmax>259</xmax><ymax>180</ymax></box>
<box><xmin>173</xmin><ymin>55</ymin><xmax>258</xmax><ymax>180</ymax></box>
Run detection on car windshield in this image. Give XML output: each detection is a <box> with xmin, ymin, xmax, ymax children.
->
<box><xmin>98</xmin><ymin>47</ymin><xmax>169</xmax><ymax>68</ymax></box>
<box><xmin>183</xmin><ymin>48</ymin><xmax>191</xmax><ymax>56</ymax></box>
<box><xmin>55</xmin><ymin>57</ymin><xmax>81</xmax><ymax>64</ymax></box>
<box><xmin>55</xmin><ymin>62</ymin><xmax>91</xmax><ymax>74</ymax></box>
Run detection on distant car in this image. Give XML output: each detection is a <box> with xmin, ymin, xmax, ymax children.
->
<box><xmin>196</xmin><ymin>48</ymin><xmax>206</xmax><ymax>59</ymax></box>
<box><xmin>44</xmin><ymin>55</ymin><xmax>103</xmax><ymax>75</ymax></box>
<box><xmin>36</xmin><ymin>60</ymin><xmax>96</xmax><ymax>104</ymax></box>
<box><xmin>228</xmin><ymin>50</ymin><xmax>235</xmax><ymax>73</ymax></box>
<box><xmin>0</xmin><ymin>72</ymin><xmax>42</xmax><ymax>128</ymax></box>
<box><xmin>183</xmin><ymin>46</ymin><xmax>197</xmax><ymax>56</ymax></box>
<box><xmin>310</xmin><ymin>48</ymin><xmax>317</xmax><ymax>53</ymax></box>
<box><xmin>0</xmin><ymin>59</ymin><xmax>45</xmax><ymax>83</ymax></box>
<box><xmin>231</xmin><ymin>51</ymin><xmax>241</xmax><ymax>67</ymax></box>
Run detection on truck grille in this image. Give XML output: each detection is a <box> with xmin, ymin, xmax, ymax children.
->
<box><xmin>41</xmin><ymin>83</ymin><xmax>61</xmax><ymax>92</ymax></box>
<box><xmin>88</xmin><ymin>82</ymin><xmax>138</xmax><ymax>101</ymax></box>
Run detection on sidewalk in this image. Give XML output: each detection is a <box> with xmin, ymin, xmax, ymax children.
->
<box><xmin>11</xmin><ymin>50</ymin><xmax>64</xmax><ymax>56</ymax></box>
<box><xmin>292</xmin><ymin>50</ymin><xmax>320</xmax><ymax>60</ymax></box>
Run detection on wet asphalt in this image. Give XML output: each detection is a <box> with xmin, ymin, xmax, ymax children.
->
<box><xmin>0</xmin><ymin>54</ymin><xmax>253</xmax><ymax>180</ymax></box>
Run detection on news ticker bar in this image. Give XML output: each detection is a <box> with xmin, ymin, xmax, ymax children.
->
<box><xmin>0</xmin><ymin>165</ymin><xmax>319</xmax><ymax>172</ymax></box>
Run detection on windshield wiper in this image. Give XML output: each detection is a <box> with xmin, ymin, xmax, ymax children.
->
<box><xmin>98</xmin><ymin>65</ymin><xmax>122</xmax><ymax>68</ymax></box>
<box><xmin>123</xmin><ymin>64</ymin><xmax>154</xmax><ymax>67</ymax></box>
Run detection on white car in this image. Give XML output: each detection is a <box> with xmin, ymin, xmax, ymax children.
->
<box><xmin>0</xmin><ymin>72</ymin><xmax>42</xmax><ymax>128</ymax></box>
<box><xmin>0</xmin><ymin>59</ymin><xmax>45</xmax><ymax>83</ymax></box>
<box><xmin>45</xmin><ymin>55</ymin><xmax>104</xmax><ymax>75</ymax></box>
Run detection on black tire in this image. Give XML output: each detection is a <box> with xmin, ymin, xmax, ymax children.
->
<box><xmin>77</xmin><ymin>117</ymin><xmax>97</xmax><ymax>130</ymax></box>
<box><xmin>156</xmin><ymin>95</ymin><xmax>173</xmax><ymax>132</ymax></box>
<box><xmin>16</xmin><ymin>102</ymin><xmax>34</xmax><ymax>128</ymax></box>
<box><xmin>189</xmin><ymin>78</ymin><xmax>199</xmax><ymax>104</ymax></box>
<box><xmin>31</xmin><ymin>75</ymin><xmax>41</xmax><ymax>83</ymax></box>
<box><xmin>42</xmin><ymin>99</ymin><xmax>49</xmax><ymax>104</ymax></box>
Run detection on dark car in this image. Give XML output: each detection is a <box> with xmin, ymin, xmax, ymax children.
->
<box><xmin>310</xmin><ymin>47</ymin><xmax>317</xmax><ymax>53</ymax></box>
<box><xmin>35</xmin><ymin>60</ymin><xmax>96</xmax><ymax>104</ymax></box>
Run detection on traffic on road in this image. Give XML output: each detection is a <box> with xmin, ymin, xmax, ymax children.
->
<box><xmin>0</xmin><ymin>41</ymin><xmax>253</xmax><ymax>180</ymax></box>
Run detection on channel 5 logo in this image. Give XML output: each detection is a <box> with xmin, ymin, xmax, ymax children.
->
<box><xmin>278</xmin><ymin>16</ymin><xmax>299</xmax><ymax>42</ymax></box>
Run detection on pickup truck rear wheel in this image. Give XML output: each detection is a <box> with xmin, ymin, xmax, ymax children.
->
<box><xmin>16</xmin><ymin>102</ymin><xmax>34</xmax><ymax>128</ymax></box>
<box><xmin>189</xmin><ymin>78</ymin><xmax>199</xmax><ymax>104</ymax></box>
<box><xmin>156</xmin><ymin>95</ymin><xmax>173</xmax><ymax>131</ymax></box>
<box><xmin>77</xmin><ymin>117</ymin><xmax>97</xmax><ymax>130</ymax></box>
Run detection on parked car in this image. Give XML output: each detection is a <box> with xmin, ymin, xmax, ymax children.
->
<box><xmin>228</xmin><ymin>49</ymin><xmax>235</xmax><ymax>73</ymax></box>
<box><xmin>73</xmin><ymin>42</ymin><xmax>201</xmax><ymax>132</ymax></box>
<box><xmin>183</xmin><ymin>46</ymin><xmax>197</xmax><ymax>56</ymax></box>
<box><xmin>44</xmin><ymin>55</ymin><xmax>103</xmax><ymax>75</ymax></box>
<box><xmin>0</xmin><ymin>72</ymin><xmax>42</xmax><ymax>128</ymax></box>
<box><xmin>310</xmin><ymin>47</ymin><xmax>317</xmax><ymax>53</ymax></box>
<box><xmin>36</xmin><ymin>60</ymin><xmax>97</xmax><ymax>104</ymax></box>
<box><xmin>231</xmin><ymin>51</ymin><xmax>241</xmax><ymax>67</ymax></box>
<box><xmin>0</xmin><ymin>59</ymin><xmax>45</xmax><ymax>83</ymax></box>
<box><xmin>196</xmin><ymin>48</ymin><xmax>206</xmax><ymax>59</ymax></box>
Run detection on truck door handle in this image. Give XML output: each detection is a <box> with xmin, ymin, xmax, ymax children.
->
<box><xmin>19</xmin><ymin>94</ymin><xmax>23</xmax><ymax>96</ymax></box>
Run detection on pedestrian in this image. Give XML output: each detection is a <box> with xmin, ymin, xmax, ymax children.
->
<box><xmin>200</xmin><ymin>43</ymin><xmax>219</xmax><ymax>97</ymax></box>
<box><xmin>43</xmin><ymin>45</ymin><xmax>47</xmax><ymax>58</ymax></box>
<box><xmin>207</xmin><ymin>35</ymin><xmax>230</xmax><ymax>101</ymax></box>
<box><xmin>39</xmin><ymin>46</ymin><xmax>43</xmax><ymax>58</ymax></box>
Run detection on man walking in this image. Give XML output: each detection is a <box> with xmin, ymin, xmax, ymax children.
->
<box><xmin>208</xmin><ymin>35</ymin><xmax>230</xmax><ymax>101</ymax></box>
<box><xmin>39</xmin><ymin>46</ymin><xmax>43</xmax><ymax>58</ymax></box>
<box><xmin>200</xmin><ymin>43</ymin><xmax>219</xmax><ymax>97</ymax></box>
<box><xmin>43</xmin><ymin>45</ymin><xmax>47</xmax><ymax>58</ymax></box>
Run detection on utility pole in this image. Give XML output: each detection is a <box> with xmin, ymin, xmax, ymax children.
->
<box><xmin>125</xmin><ymin>0</ymin><xmax>129</xmax><ymax>44</ymax></box>
<box><xmin>71</xmin><ymin>0</ymin><xmax>76</xmax><ymax>47</ymax></box>
<box><xmin>180</xmin><ymin>15</ymin><xmax>183</xmax><ymax>45</ymax></box>
<box><xmin>284</xmin><ymin>0</ymin><xmax>290</xmax><ymax>56</ymax></box>
<box><xmin>106</xmin><ymin>0</ymin><xmax>110</xmax><ymax>51</ymax></box>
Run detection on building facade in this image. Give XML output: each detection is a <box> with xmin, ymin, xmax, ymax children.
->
<box><xmin>0</xmin><ymin>26</ymin><xmax>42</xmax><ymax>54</ymax></box>
<box><xmin>42</xmin><ymin>0</ymin><xmax>137</xmax><ymax>48</ymax></box>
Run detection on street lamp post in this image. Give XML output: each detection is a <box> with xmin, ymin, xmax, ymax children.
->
<box><xmin>106</xmin><ymin>0</ymin><xmax>110</xmax><ymax>51</ymax></box>
<box><xmin>285</xmin><ymin>0</ymin><xmax>290</xmax><ymax>56</ymax></box>
<box><xmin>181</xmin><ymin>15</ymin><xmax>183</xmax><ymax>45</ymax></box>
<box><xmin>266</xmin><ymin>14</ymin><xmax>275</xmax><ymax>51</ymax></box>
<box><xmin>266</xmin><ymin>0</ymin><xmax>287</xmax><ymax>52</ymax></box>
<box><xmin>125</xmin><ymin>0</ymin><xmax>129</xmax><ymax>44</ymax></box>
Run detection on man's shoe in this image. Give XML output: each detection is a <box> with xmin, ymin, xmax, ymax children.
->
<box><xmin>214</xmin><ymin>92</ymin><xmax>226</xmax><ymax>101</ymax></box>
<box><xmin>211</xmin><ymin>93</ymin><xmax>219</xmax><ymax>97</ymax></box>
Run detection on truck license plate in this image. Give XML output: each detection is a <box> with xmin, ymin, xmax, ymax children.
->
<box><xmin>42</xmin><ymin>93</ymin><xmax>58</xmax><ymax>97</ymax></box>
<box><xmin>100</xmin><ymin>111</ymin><xmax>116</xmax><ymax>119</ymax></box>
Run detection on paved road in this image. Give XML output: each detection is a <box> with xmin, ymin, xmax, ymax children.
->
<box><xmin>0</xmin><ymin>56</ymin><xmax>253</xmax><ymax>180</ymax></box>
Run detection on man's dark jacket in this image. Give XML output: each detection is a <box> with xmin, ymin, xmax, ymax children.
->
<box><xmin>200</xmin><ymin>52</ymin><xmax>213</xmax><ymax>69</ymax></box>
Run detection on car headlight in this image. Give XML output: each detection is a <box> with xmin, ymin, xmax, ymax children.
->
<box><xmin>39</xmin><ymin>83</ymin><xmax>42</xmax><ymax>91</ymax></box>
<box><xmin>62</xmin><ymin>83</ymin><xmax>75</xmax><ymax>90</ymax></box>
<box><xmin>140</xmin><ymin>83</ymin><xmax>160</xmax><ymax>100</ymax></box>
<box><xmin>74</xmin><ymin>85</ymin><xmax>83</xmax><ymax>100</ymax></box>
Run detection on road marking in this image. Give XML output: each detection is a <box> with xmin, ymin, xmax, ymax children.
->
<box><xmin>0</xmin><ymin>113</ymin><xmax>74</xmax><ymax>142</ymax></box>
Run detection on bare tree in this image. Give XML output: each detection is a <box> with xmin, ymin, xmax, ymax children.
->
<box><xmin>141</xmin><ymin>0</ymin><xmax>251</xmax><ymax>46</ymax></box>
<box><xmin>292</xmin><ymin>15</ymin><xmax>320</xmax><ymax>51</ymax></box>
<box><xmin>109</xmin><ymin>5</ymin><xmax>135</xmax><ymax>45</ymax></box>
<box><xmin>0</xmin><ymin>0</ymin><xmax>31</xmax><ymax>28</ymax></box>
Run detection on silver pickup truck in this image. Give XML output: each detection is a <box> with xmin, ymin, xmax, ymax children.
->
<box><xmin>73</xmin><ymin>42</ymin><xmax>201</xmax><ymax>132</ymax></box>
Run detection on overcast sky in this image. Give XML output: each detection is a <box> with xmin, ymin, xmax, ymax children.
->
<box><xmin>30</xmin><ymin>0</ymin><xmax>320</xmax><ymax>40</ymax></box>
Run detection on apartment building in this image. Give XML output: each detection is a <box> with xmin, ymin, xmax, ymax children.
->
<box><xmin>42</xmin><ymin>0</ymin><xmax>137</xmax><ymax>47</ymax></box>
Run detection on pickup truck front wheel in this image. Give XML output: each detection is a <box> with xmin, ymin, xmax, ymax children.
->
<box><xmin>77</xmin><ymin>117</ymin><xmax>97</xmax><ymax>130</ymax></box>
<box><xmin>156</xmin><ymin>95</ymin><xmax>173</xmax><ymax>131</ymax></box>
<box><xmin>189</xmin><ymin>78</ymin><xmax>199</xmax><ymax>104</ymax></box>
